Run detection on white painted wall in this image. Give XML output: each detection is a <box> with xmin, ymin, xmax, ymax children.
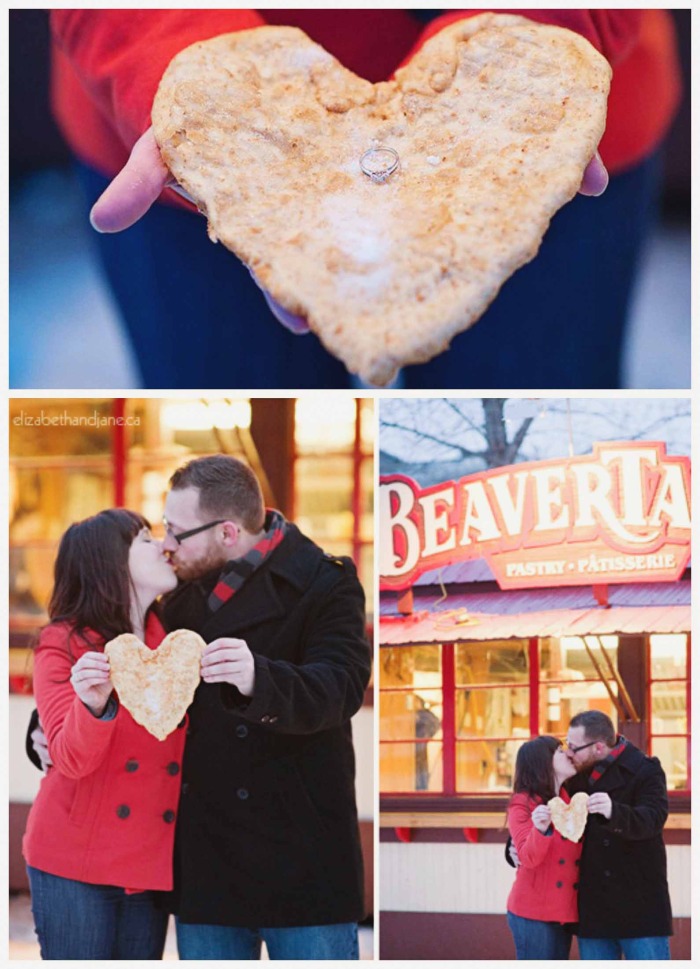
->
<box><xmin>380</xmin><ymin>842</ymin><xmax>690</xmax><ymax>918</ymax></box>
<box><xmin>352</xmin><ymin>705</ymin><xmax>374</xmax><ymax>822</ymax></box>
<box><xmin>9</xmin><ymin>696</ymin><xmax>41</xmax><ymax>803</ymax></box>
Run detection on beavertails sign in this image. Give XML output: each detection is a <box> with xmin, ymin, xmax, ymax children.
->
<box><xmin>380</xmin><ymin>442</ymin><xmax>691</xmax><ymax>591</ymax></box>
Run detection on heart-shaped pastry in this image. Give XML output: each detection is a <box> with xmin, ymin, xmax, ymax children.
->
<box><xmin>153</xmin><ymin>15</ymin><xmax>610</xmax><ymax>385</ymax></box>
<box><xmin>548</xmin><ymin>791</ymin><xmax>589</xmax><ymax>842</ymax></box>
<box><xmin>105</xmin><ymin>629</ymin><xmax>205</xmax><ymax>741</ymax></box>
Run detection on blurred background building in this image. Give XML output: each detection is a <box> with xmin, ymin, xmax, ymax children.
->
<box><xmin>9</xmin><ymin>396</ymin><xmax>374</xmax><ymax>959</ymax></box>
<box><xmin>8</xmin><ymin>10</ymin><xmax>692</xmax><ymax>389</ymax></box>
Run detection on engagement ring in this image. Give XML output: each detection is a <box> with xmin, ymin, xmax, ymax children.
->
<box><xmin>360</xmin><ymin>146</ymin><xmax>400</xmax><ymax>183</ymax></box>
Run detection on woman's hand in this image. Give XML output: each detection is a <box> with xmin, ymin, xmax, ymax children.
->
<box><xmin>531</xmin><ymin>804</ymin><xmax>552</xmax><ymax>834</ymax></box>
<box><xmin>70</xmin><ymin>652</ymin><xmax>113</xmax><ymax>717</ymax></box>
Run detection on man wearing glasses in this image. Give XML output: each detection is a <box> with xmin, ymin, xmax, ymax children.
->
<box><xmin>157</xmin><ymin>454</ymin><xmax>370</xmax><ymax>959</ymax></box>
<box><xmin>563</xmin><ymin>711</ymin><xmax>672</xmax><ymax>960</ymax></box>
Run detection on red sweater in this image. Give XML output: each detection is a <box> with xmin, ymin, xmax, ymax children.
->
<box><xmin>51</xmin><ymin>9</ymin><xmax>680</xmax><ymax>184</ymax></box>
<box><xmin>507</xmin><ymin>789</ymin><xmax>582</xmax><ymax>924</ymax></box>
<box><xmin>23</xmin><ymin>614</ymin><xmax>187</xmax><ymax>892</ymax></box>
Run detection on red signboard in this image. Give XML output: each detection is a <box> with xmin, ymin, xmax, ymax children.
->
<box><xmin>380</xmin><ymin>442</ymin><xmax>691</xmax><ymax>591</ymax></box>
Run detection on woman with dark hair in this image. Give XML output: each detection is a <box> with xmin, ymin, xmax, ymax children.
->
<box><xmin>22</xmin><ymin>509</ymin><xmax>181</xmax><ymax>960</ymax></box>
<box><xmin>506</xmin><ymin>736</ymin><xmax>581</xmax><ymax>960</ymax></box>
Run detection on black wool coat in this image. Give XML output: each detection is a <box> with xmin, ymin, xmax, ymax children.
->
<box><xmin>161</xmin><ymin>524</ymin><xmax>371</xmax><ymax>928</ymax></box>
<box><xmin>570</xmin><ymin>742</ymin><xmax>673</xmax><ymax>939</ymax></box>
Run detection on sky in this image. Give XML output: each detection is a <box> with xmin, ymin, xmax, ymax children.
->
<box><xmin>379</xmin><ymin>397</ymin><xmax>690</xmax><ymax>483</ymax></box>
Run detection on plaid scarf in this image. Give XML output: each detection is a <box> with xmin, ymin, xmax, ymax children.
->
<box><xmin>207</xmin><ymin>509</ymin><xmax>287</xmax><ymax>612</ymax></box>
<box><xmin>589</xmin><ymin>735</ymin><xmax>627</xmax><ymax>787</ymax></box>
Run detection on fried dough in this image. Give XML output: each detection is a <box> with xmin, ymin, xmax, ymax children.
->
<box><xmin>105</xmin><ymin>629</ymin><xmax>204</xmax><ymax>741</ymax></box>
<box><xmin>548</xmin><ymin>791</ymin><xmax>589</xmax><ymax>842</ymax></box>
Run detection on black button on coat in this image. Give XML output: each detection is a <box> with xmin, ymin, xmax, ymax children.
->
<box><xmin>569</xmin><ymin>742</ymin><xmax>673</xmax><ymax>940</ymax></box>
<box><xmin>162</xmin><ymin>524</ymin><xmax>370</xmax><ymax>928</ymax></box>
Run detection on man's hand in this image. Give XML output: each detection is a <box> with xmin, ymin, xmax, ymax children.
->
<box><xmin>531</xmin><ymin>803</ymin><xmax>552</xmax><ymax>833</ymax></box>
<box><xmin>588</xmin><ymin>791</ymin><xmax>613</xmax><ymax>819</ymax></box>
<box><xmin>70</xmin><ymin>651</ymin><xmax>114</xmax><ymax>717</ymax></box>
<box><xmin>201</xmin><ymin>638</ymin><xmax>256</xmax><ymax>696</ymax></box>
<box><xmin>31</xmin><ymin>721</ymin><xmax>53</xmax><ymax>772</ymax></box>
<box><xmin>89</xmin><ymin>127</ymin><xmax>311</xmax><ymax>334</ymax></box>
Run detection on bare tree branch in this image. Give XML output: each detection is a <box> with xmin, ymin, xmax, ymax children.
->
<box><xmin>506</xmin><ymin>416</ymin><xmax>535</xmax><ymax>464</ymax></box>
<box><xmin>380</xmin><ymin>419</ymin><xmax>484</xmax><ymax>460</ymax></box>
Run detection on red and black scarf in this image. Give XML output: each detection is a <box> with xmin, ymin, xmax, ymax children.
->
<box><xmin>589</xmin><ymin>734</ymin><xmax>627</xmax><ymax>786</ymax></box>
<box><xmin>208</xmin><ymin>509</ymin><xmax>287</xmax><ymax>612</ymax></box>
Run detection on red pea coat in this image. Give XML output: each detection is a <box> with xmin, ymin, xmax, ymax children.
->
<box><xmin>507</xmin><ymin>788</ymin><xmax>582</xmax><ymax>924</ymax></box>
<box><xmin>23</xmin><ymin>613</ymin><xmax>186</xmax><ymax>891</ymax></box>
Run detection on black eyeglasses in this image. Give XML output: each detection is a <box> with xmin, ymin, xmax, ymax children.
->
<box><xmin>163</xmin><ymin>517</ymin><xmax>224</xmax><ymax>545</ymax></box>
<box><xmin>565</xmin><ymin>739</ymin><xmax>598</xmax><ymax>755</ymax></box>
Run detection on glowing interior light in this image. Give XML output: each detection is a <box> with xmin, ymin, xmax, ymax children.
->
<box><xmin>161</xmin><ymin>399</ymin><xmax>251</xmax><ymax>431</ymax></box>
<box><xmin>295</xmin><ymin>397</ymin><xmax>356</xmax><ymax>450</ymax></box>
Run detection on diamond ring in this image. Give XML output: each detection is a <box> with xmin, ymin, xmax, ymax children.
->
<box><xmin>360</xmin><ymin>146</ymin><xmax>400</xmax><ymax>183</ymax></box>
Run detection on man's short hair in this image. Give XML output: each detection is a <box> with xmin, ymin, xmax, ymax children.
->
<box><xmin>170</xmin><ymin>455</ymin><xmax>265</xmax><ymax>532</ymax></box>
<box><xmin>569</xmin><ymin>710</ymin><xmax>616</xmax><ymax>747</ymax></box>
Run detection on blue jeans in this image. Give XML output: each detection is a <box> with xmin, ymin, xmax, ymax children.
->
<box><xmin>507</xmin><ymin>911</ymin><xmax>573</xmax><ymax>960</ymax></box>
<box><xmin>578</xmin><ymin>936</ymin><xmax>671</xmax><ymax>960</ymax></box>
<box><xmin>175</xmin><ymin>918</ymin><xmax>359</xmax><ymax>960</ymax></box>
<box><xmin>27</xmin><ymin>865</ymin><xmax>169</xmax><ymax>960</ymax></box>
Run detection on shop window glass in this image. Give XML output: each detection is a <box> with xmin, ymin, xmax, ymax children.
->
<box><xmin>160</xmin><ymin>398</ymin><xmax>251</xmax><ymax>437</ymax></box>
<box><xmin>295</xmin><ymin>457</ymin><xmax>354</xmax><ymax>540</ymax></box>
<box><xmin>539</xmin><ymin>635</ymin><xmax>619</xmax><ymax>738</ymax></box>
<box><xmin>294</xmin><ymin>397</ymin><xmax>357</xmax><ymax>454</ymax></box>
<box><xmin>455</xmin><ymin>641</ymin><xmax>529</xmax><ymax>685</ymax></box>
<box><xmin>541</xmin><ymin>635</ymin><xmax>618</xmax><ymax>680</ymax></box>
<box><xmin>380</xmin><ymin>689</ymin><xmax>443</xmax><ymax>739</ymax></box>
<box><xmin>10</xmin><ymin>467</ymin><xmax>114</xmax><ymax>623</ymax></box>
<box><xmin>359</xmin><ymin>397</ymin><xmax>375</xmax><ymax>450</ymax></box>
<box><xmin>293</xmin><ymin>399</ymin><xmax>373</xmax><ymax>597</ymax></box>
<box><xmin>453</xmin><ymin>642</ymin><xmax>530</xmax><ymax>792</ymax></box>
<box><xmin>649</xmin><ymin>634</ymin><xmax>688</xmax><ymax>791</ymax></box>
<box><xmin>381</xmin><ymin>631</ymin><xmax>688</xmax><ymax>798</ymax></box>
<box><xmin>455</xmin><ymin>687</ymin><xmax>530</xmax><ymax>738</ymax></box>
<box><xmin>380</xmin><ymin>741</ymin><xmax>443</xmax><ymax>793</ymax></box>
<box><xmin>650</xmin><ymin>682</ymin><xmax>687</xmax><ymax>734</ymax></box>
<box><xmin>456</xmin><ymin>739</ymin><xmax>525</xmax><ymax>792</ymax></box>
<box><xmin>650</xmin><ymin>634</ymin><xmax>687</xmax><ymax>679</ymax></box>
<box><xmin>539</xmin><ymin>684</ymin><xmax>619</xmax><ymax>738</ymax></box>
<box><xmin>380</xmin><ymin>646</ymin><xmax>442</xmax><ymax>792</ymax></box>
<box><xmin>381</xmin><ymin>645</ymin><xmax>441</xmax><ymax>688</ymax></box>
<box><xmin>651</xmin><ymin>737</ymin><xmax>687</xmax><ymax>790</ymax></box>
